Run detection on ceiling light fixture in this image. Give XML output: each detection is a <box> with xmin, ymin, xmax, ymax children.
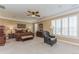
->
<box><xmin>32</xmin><ymin>15</ymin><xmax>35</xmax><ymax>17</ymax></box>
<box><xmin>24</xmin><ymin>10</ymin><xmax>40</xmax><ymax>17</ymax></box>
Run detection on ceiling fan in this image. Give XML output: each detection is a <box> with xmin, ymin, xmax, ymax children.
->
<box><xmin>25</xmin><ymin>10</ymin><xmax>40</xmax><ymax>17</ymax></box>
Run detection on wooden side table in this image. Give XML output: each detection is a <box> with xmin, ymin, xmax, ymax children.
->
<box><xmin>36</xmin><ymin>31</ymin><xmax>43</xmax><ymax>37</ymax></box>
<box><xmin>8</xmin><ymin>33</ymin><xmax>15</xmax><ymax>39</ymax></box>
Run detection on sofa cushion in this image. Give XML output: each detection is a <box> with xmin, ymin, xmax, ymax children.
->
<box><xmin>21</xmin><ymin>35</ymin><xmax>33</xmax><ymax>39</ymax></box>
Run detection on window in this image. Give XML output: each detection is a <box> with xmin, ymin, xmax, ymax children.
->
<box><xmin>51</xmin><ymin>15</ymin><xmax>78</xmax><ymax>37</ymax></box>
<box><xmin>62</xmin><ymin>17</ymin><xmax>68</xmax><ymax>36</ymax></box>
<box><xmin>55</xmin><ymin>19</ymin><xmax>61</xmax><ymax>35</ymax></box>
<box><xmin>69</xmin><ymin>16</ymin><xmax>77</xmax><ymax>36</ymax></box>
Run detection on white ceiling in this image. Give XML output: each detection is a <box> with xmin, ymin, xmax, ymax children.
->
<box><xmin>0</xmin><ymin>4</ymin><xmax>79</xmax><ymax>23</ymax></box>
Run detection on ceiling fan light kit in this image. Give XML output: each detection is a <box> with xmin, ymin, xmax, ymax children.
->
<box><xmin>32</xmin><ymin>15</ymin><xmax>36</xmax><ymax>17</ymax></box>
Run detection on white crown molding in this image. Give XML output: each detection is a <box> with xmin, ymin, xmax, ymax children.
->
<box><xmin>0</xmin><ymin>16</ymin><xmax>37</xmax><ymax>23</ymax></box>
<box><xmin>37</xmin><ymin>6</ymin><xmax>79</xmax><ymax>22</ymax></box>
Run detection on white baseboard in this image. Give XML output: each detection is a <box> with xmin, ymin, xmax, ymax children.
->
<box><xmin>58</xmin><ymin>39</ymin><xmax>79</xmax><ymax>47</ymax></box>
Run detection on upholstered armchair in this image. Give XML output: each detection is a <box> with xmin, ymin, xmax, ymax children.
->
<box><xmin>43</xmin><ymin>31</ymin><xmax>57</xmax><ymax>46</ymax></box>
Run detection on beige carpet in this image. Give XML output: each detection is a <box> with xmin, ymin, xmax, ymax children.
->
<box><xmin>0</xmin><ymin>37</ymin><xmax>79</xmax><ymax>54</ymax></box>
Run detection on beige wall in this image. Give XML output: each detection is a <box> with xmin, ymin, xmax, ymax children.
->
<box><xmin>0</xmin><ymin>18</ymin><xmax>33</xmax><ymax>35</ymax></box>
<box><xmin>39</xmin><ymin>20</ymin><xmax>51</xmax><ymax>32</ymax></box>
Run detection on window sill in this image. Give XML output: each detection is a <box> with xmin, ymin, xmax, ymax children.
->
<box><xmin>54</xmin><ymin>34</ymin><xmax>79</xmax><ymax>40</ymax></box>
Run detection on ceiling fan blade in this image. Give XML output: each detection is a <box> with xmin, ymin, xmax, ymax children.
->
<box><xmin>27</xmin><ymin>14</ymin><xmax>31</xmax><ymax>16</ymax></box>
<box><xmin>36</xmin><ymin>15</ymin><xmax>40</xmax><ymax>17</ymax></box>
<box><xmin>24</xmin><ymin>12</ymin><xmax>31</xmax><ymax>16</ymax></box>
<box><xmin>36</xmin><ymin>11</ymin><xmax>39</xmax><ymax>14</ymax></box>
<box><xmin>0</xmin><ymin>5</ymin><xmax>5</xmax><ymax>9</ymax></box>
<box><xmin>27</xmin><ymin>11</ymin><xmax>32</xmax><ymax>13</ymax></box>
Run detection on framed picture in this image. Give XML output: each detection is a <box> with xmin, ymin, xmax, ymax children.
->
<box><xmin>17</xmin><ymin>24</ymin><xmax>26</xmax><ymax>28</ymax></box>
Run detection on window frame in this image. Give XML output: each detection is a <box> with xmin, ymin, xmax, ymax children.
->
<box><xmin>51</xmin><ymin>15</ymin><xmax>78</xmax><ymax>37</ymax></box>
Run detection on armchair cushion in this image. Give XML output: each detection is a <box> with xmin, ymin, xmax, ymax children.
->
<box><xmin>51</xmin><ymin>38</ymin><xmax>56</xmax><ymax>41</ymax></box>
